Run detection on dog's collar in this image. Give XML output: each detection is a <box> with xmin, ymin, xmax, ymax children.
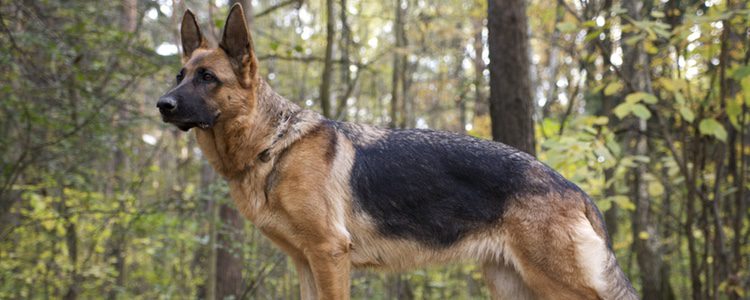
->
<box><xmin>254</xmin><ymin>109</ymin><xmax>303</xmax><ymax>166</ymax></box>
<box><xmin>237</xmin><ymin>109</ymin><xmax>319</xmax><ymax>179</ymax></box>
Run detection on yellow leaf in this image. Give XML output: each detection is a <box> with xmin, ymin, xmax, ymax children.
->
<box><xmin>592</xmin><ymin>116</ymin><xmax>609</xmax><ymax>125</ymax></box>
<box><xmin>42</xmin><ymin>220</ymin><xmax>55</xmax><ymax>231</ymax></box>
<box><xmin>604</xmin><ymin>82</ymin><xmax>623</xmax><ymax>96</ymax></box>
<box><xmin>648</xmin><ymin>181</ymin><xmax>665</xmax><ymax>196</ymax></box>
<box><xmin>679</xmin><ymin>106</ymin><xmax>695</xmax><ymax>123</ymax></box>
<box><xmin>556</xmin><ymin>22</ymin><xmax>578</xmax><ymax>33</ymax></box>
<box><xmin>613</xmin><ymin>196</ymin><xmax>636</xmax><ymax>211</ymax></box>
<box><xmin>658</xmin><ymin>78</ymin><xmax>677</xmax><ymax>92</ymax></box>
<box><xmin>638</xmin><ymin>231</ymin><xmax>650</xmax><ymax>240</ymax></box>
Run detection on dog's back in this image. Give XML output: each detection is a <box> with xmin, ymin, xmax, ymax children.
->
<box><xmin>330</xmin><ymin>121</ymin><xmax>638</xmax><ymax>299</ymax></box>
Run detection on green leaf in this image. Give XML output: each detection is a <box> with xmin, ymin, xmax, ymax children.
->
<box><xmin>581</xmin><ymin>20</ymin><xmax>597</xmax><ymax>28</ymax></box>
<box><xmin>727</xmin><ymin>96</ymin><xmax>742</xmax><ymax>129</ymax></box>
<box><xmin>604</xmin><ymin>82</ymin><xmax>623</xmax><ymax>96</ymax></box>
<box><xmin>731</xmin><ymin>65</ymin><xmax>750</xmax><ymax>80</ymax></box>
<box><xmin>698</xmin><ymin>118</ymin><xmax>728</xmax><ymax>142</ymax></box>
<box><xmin>642</xmin><ymin>93</ymin><xmax>658</xmax><ymax>104</ymax></box>
<box><xmin>648</xmin><ymin>181</ymin><xmax>664</xmax><ymax>196</ymax></box>
<box><xmin>541</xmin><ymin>118</ymin><xmax>560</xmax><ymax>136</ymax></box>
<box><xmin>623</xmin><ymin>34</ymin><xmax>644</xmax><ymax>46</ymax></box>
<box><xmin>675</xmin><ymin>92</ymin><xmax>686</xmax><ymax>105</ymax></box>
<box><xmin>679</xmin><ymin>106</ymin><xmax>695</xmax><ymax>123</ymax></box>
<box><xmin>743</xmin><ymin>77</ymin><xmax>750</xmax><ymax>106</ymax></box>
<box><xmin>631</xmin><ymin>104</ymin><xmax>651</xmax><ymax>120</ymax></box>
<box><xmin>556</xmin><ymin>22</ymin><xmax>578</xmax><ymax>33</ymax></box>
<box><xmin>650</xmin><ymin>11</ymin><xmax>665</xmax><ymax>18</ymax></box>
<box><xmin>625</xmin><ymin>92</ymin><xmax>658</xmax><ymax>104</ymax></box>
<box><xmin>597</xmin><ymin>199</ymin><xmax>612</xmax><ymax>212</ymax></box>
<box><xmin>613</xmin><ymin>196</ymin><xmax>635</xmax><ymax>211</ymax></box>
<box><xmin>613</xmin><ymin>102</ymin><xmax>633</xmax><ymax>119</ymax></box>
<box><xmin>591</xmin><ymin>116</ymin><xmax>609</xmax><ymax>125</ymax></box>
<box><xmin>658</xmin><ymin>78</ymin><xmax>677</xmax><ymax>92</ymax></box>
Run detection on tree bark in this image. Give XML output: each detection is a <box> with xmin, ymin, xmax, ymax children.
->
<box><xmin>319</xmin><ymin>0</ymin><xmax>335</xmax><ymax>118</ymax></box>
<box><xmin>487</xmin><ymin>0</ymin><xmax>535</xmax><ymax>155</ymax></box>
<box><xmin>334</xmin><ymin>0</ymin><xmax>353</xmax><ymax>120</ymax></box>
<box><xmin>621</xmin><ymin>0</ymin><xmax>672</xmax><ymax>299</ymax></box>
<box><xmin>390</xmin><ymin>0</ymin><xmax>406</xmax><ymax>128</ymax></box>
<box><xmin>204</xmin><ymin>162</ymin><xmax>218</xmax><ymax>300</ymax></box>
<box><xmin>216</xmin><ymin>204</ymin><xmax>245</xmax><ymax>299</ymax></box>
<box><xmin>106</xmin><ymin>2</ymin><xmax>138</xmax><ymax>298</ymax></box>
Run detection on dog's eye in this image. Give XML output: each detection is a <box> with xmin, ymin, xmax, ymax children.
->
<box><xmin>202</xmin><ymin>73</ymin><xmax>216</xmax><ymax>82</ymax></box>
<box><xmin>176</xmin><ymin>69</ymin><xmax>185</xmax><ymax>82</ymax></box>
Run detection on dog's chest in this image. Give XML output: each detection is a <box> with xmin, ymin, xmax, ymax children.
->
<box><xmin>228</xmin><ymin>176</ymin><xmax>271</xmax><ymax>224</ymax></box>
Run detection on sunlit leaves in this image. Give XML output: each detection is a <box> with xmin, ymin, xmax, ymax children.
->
<box><xmin>632</xmin><ymin>104</ymin><xmax>652</xmax><ymax>120</ymax></box>
<box><xmin>613</xmin><ymin>92</ymin><xmax>659</xmax><ymax>120</ymax></box>
<box><xmin>679</xmin><ymin>106</ymin><xmax>695</xmax><ymax>123</ymax></box>
<box><xmin>648</xmin><ymin>181</ymin><xmax>665</xmax><ymax>197</ymax></box>
<box><xmin>604</xmin><ymin>82</ymin><xmax>623</xmax><ymax>96</ymax></box>
<box><xmin>625</xmin><ymin>92</ymin><xmax>658</xmax><ymax>104</ymax></box>
<box><xmin>612</xmin><ymin>195</ymin><xmax>635</xmax><ymax>211</ymax></box>
<box><xmin>698</xmin><ymin>118</ymin><xmax>728</xmax><ymax>142</ymax></box>
<box><xmin>556</xmin><ymin>22</ymin><xmax>577</xmax><ymax>33</ymax></box>
<box><xmin>614</xmin><ymin>102</ymin><xmax>651</xmax><ymax>120</ymax></box>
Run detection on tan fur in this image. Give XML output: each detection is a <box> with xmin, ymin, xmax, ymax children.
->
<box><xmin>482</xmin><ymin>262</ymin><xmax>535</xmax><ymax>300</ymax></box>
<box><xmin>171</xmin><ymin>5</ymin><xmax>637</xmax><ymax>299</ymax></box>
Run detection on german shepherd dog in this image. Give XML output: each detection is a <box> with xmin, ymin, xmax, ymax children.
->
<box><xmin>157</xmin><ymin>4</ymin><xmax>638</xmax><ymax>299</ymax></box>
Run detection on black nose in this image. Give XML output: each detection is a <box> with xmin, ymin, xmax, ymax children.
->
<box><xmin>157</xmin><ymin>96</ymin><xmax>177</xmax><ymax>112</ymax></box>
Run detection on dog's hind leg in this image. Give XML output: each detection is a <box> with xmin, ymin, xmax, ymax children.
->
<box><xmin>498</xmin><ymin>220</ymin><xmax>601</xmax><ymax>300</ymax></box>
<box><xmin>500</xmin><ymin>204</ymin><xmax>639</xmax><ymax>300</ymax></box>
<box><xmin>482</xmin><ymin>262</ymin><xmax>535</xmax><ymax>300</ymax></box>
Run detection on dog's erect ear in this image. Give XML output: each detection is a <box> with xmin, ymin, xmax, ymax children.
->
<box><xmin>219</xmin><ymin>3</ymin><xmax>257</xmax><ymax>88</ymax></box>
<box><xmin>181</xmin><ymin>9</ymin><xmax>205</xmax><ymax>62</ymax></box>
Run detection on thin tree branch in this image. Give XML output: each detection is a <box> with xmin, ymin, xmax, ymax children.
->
<box><xmin>254</xmin><ymin>0</ymin><xmax>303</xmax><ymax>19</ymax></box>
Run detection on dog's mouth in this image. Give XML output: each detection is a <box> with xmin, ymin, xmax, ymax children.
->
<box><xmin>175</xmin><ymin>122</ymin><xmax>209</xmax><ymax>131</ymax></box>
<box><xmin>162</xmin><ymin>114</ymin><xmax>219</xmax><ymax>132</ymax></box>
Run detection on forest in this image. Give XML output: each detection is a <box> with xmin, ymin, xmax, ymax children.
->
<box><xmin>0</xmin><ymin>0</ymin><xmax>749</xmax><ymax>299</ymax></box>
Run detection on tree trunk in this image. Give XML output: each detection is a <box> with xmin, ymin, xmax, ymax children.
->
<box><xmin>397</xmin><ymin>1</ymin><xmax>411</xmax><ymax>129</ymax></box>
<box><xmin>319</xmin><ymin>0</ymin><xmax>335</xmax><ymax>118</ymax></box>
<box><xmin>620</xmin><ymin>0</ymin><xmax>672</xmax><ymax>299</ymax></box>
<box><xmin>390</xmin><ymin>0</ymin><xmax>407</xmax><ymax>128</ymax></box>
<box><xmin>204</xmin><ymin>162</ymin><xmax>218</xmax><ymax>300</ymax></box>
<box><xmin>216</xmin><ymin>204</ymin><xmax>245</xmax><ymax>299</ymax></box>
<box><xmin>106</xmin><ymin>2</ymin><xmax>138</xmax><ymax>298</ymax></box>
<box><xmin>487</xmin><ymin>0</ymin><xmax>535</xmax><ymax>155</ymax></box>
<box><xmin>334</xmin><ymin>0</ymin><xmax>353</xmax><ymax>120</ymax></box>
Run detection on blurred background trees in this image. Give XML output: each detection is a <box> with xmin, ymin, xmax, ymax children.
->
<box><xmin>0</xmin><ymin>0</ymin><xmax>748</xmax><ymax>299</ymax></box>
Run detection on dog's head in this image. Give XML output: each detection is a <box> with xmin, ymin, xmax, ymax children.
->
<box><xmin>157</xmin><ymin>4</ymin><xmax>258</xmax><ymax>131</ymax></box>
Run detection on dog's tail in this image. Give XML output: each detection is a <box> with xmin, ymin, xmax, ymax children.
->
<box><xmin>583</xmin><ymin>197</ymin><xmax>640</xmax><ymax>300</ymax></box>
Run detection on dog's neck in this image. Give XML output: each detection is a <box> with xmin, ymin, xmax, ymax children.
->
<box><xmin>194</xmin><ymin>79</ymin><xmax>322</xmax><ymax>180</ymax></box>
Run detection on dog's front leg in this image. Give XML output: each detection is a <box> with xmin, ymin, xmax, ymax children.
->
<box><xmin>292</xmin><ymin>258</ymin><xmax>318</xmax><ymax>300</ymax></box>
<box><xmin>304</xmin><ymin>241</ymin><xmax>352</xmax><ymax>299</ymax></box>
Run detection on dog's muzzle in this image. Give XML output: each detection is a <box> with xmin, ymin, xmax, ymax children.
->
<box><xmin>157</xmin><ymin>96</ymin><xmax>178</xmax><ymax>114</ymax></box>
